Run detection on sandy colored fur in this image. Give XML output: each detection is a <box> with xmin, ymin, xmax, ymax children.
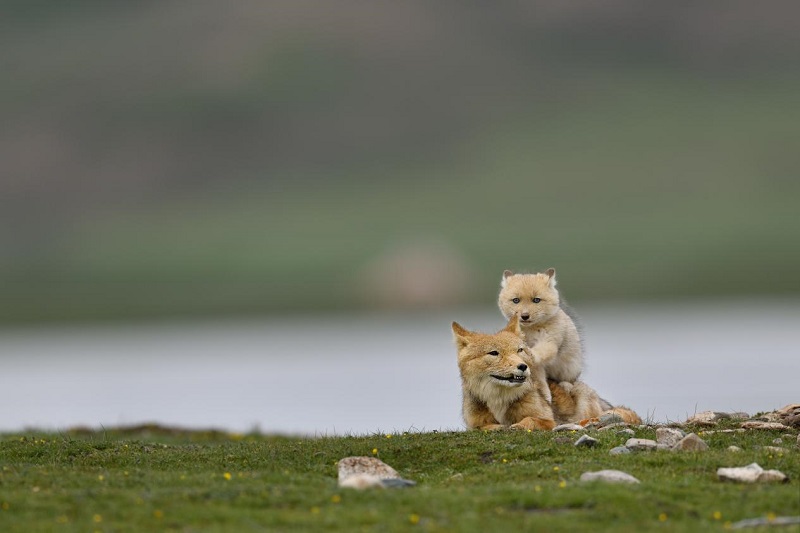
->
<box><xmin>498</xmin><ymin>269</ymin><xmax>584</xmax><ymax>383</ymax></box>
<box><xmin>453</xmin><ymin>315</ymin><xmax>640</xmax><ymax>430</ymax></box>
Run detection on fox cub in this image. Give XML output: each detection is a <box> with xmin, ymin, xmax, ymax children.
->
<box><xmin>498</xmin><ymin>268</ymin><xmax>583</xmax><ymax>383</ymax></box>
<box><xmin>451</xmin><ymin>315</ymin><xmax>640</xmax><ymax>430</ymax></box>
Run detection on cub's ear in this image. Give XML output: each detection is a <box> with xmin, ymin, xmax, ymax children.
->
<box><xmin>502</xmin><ymin>313</ymin><xmax>521</xmax><ymax>336</ymax></box>
<box><xmin>451</xmin><ymin>321</ymin><xmax>473</xmax><ymax>348</ymax></box>
<box><xmin>501</xmin><ymin>270</ymin><xmax>514</xmax><ymax>288</ymax></box>
<box><xmin>545</xmin><ymin>267</ymin><xmax>556</xmax><ymax>287</ymax></box>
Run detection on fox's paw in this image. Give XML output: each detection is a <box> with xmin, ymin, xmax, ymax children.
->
<box><xmin>478</xmin><ymin>424</ymin><xmax>505</xmax><ymax>431</ymax></box>
<box><xmin>558</xmin><ymin>381</ymin><xmax>574</xmax><ymax>393</ymax></box>
<box><xmin>511</xmin><ymin>417</ymin><xmax>556</xmax><ymax>431</ymax></box>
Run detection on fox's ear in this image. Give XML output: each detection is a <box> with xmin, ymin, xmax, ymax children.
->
<box><xmin>452</xmin><ymin>321</ymin><xmax>473</xmax><ymax>348</ymax></box>
<box><xmin>502</xmin><ymin>313</ymin><xmax>521</xmax><ymax>336</ymax></box>
<box><xmin>545</xmin><ymin>268</ymin><xmax>556</xmax><ymax>288</ymax></box>
<box><xmin>501</xmin><ymin>270</ymin><xmax>514</xmax><ymax>288</ymax></box>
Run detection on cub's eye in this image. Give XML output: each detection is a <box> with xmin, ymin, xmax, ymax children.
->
<box><xmin>533</xmin><ymin>297</ymin><xmax>541</xmax><ymax>303</ymax></box>
<box><xmin>487</xmin><ymin>350</ymin><xmax>499</xmax><ymax>356</ymax></box>
<box><xmin>512</xmin><ymin>298</ymin><xmax>520</xmax><ymax>304</ymax></box>
<box><xmin>517</xmin><ymin>348</ymin><xmax>524</xmax><ymax>353</ymax></box>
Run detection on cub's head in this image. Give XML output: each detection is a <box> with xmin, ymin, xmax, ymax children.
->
<box><xmin>498</xmin><ymin>268</ymin><xmax>560</xmax><ymax>327</ymax></box>
<box><xmin>451</xmin><ymin>315</ymin><xmax>531</xmax><ymax>389</ymax></box>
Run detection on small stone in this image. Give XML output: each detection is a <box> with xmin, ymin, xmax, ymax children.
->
<box><xmin>730</xmin><ymin>516</ymin><xmax>800</xmax><ymax>529</ymax></box>
<box><xmin>717</xmin><ymin>463</ymin><xmax>788</xmax><ymax>484</ymax></box>
<box><xmin>758</xmin><ymin>446</ymin><xmax>786</xmax><ymax>453</ymax></box>
<box><xmin>741</xmin><ymin>421</ymin><xmax>789</xmax><ymax>430</ymax></box>
<box><xmin>553</xmin><ymin>437</ymin><xmax>573</xmax><ymax>445</ymax></box>
<box><xmin>625</xmin><ymin>438</ymin><xmax>657</xmax><ymax>451</ymax></box>
<box><xmin>337</xmin><ymin>457</ymin><xmax>414</xmax><ymax>489</ymax></box>
<box><xmin>729</xmin><ymin>412</ymin><xmax>750</xmax><ymax>420</ymax></box>
<box><xmin>616</xmin><ymin>428</ymin><xmax>635</xmax><ymax>437</ymax></box>
<box><xmin>609</xmin><ymin>446</ymin><xmax>631</xmax><ymax>455</ymax></box>
<box><xmin>686</xmin><ymin>411</ymin><xmax>729</xmax><ymax>426</ymax></box>
<box><xmin>727</xmin><ymin>446</ymin><xmax>742</xmax><ymax>452</ymax></box>
<box><xmin>574</xmin><ymin>435</ymin><xmax>598</xmax><ymax>448</ymax></box>
<box><xmin>772</xmin><ymin>438</ymin><xmax>783</xmax><ymax>445</ymax></box>
<box><xmin>656</xmin><ymin>427</ymin><xmax>685</xmax><ymax>448</ymax></box>
<box><xmin>598</xmin><ymin>413</ymin><xmax>623</xmax><ymax>427</ymax></box>
<box><xmin>673</xmin><ymin>433</ymin><xmax>708</xmax><ymax>452</ymax></box>
<box><xmin>449</xmin><ymin>473</ymin><xmax>464</xmax><ymax>482</ymax></box>
<box><xmin>552</xmin><ymin>423</ymin><xmax>586</xmax><ymax>432</ymax></box>
<box><xmin>580</xmin><ymin>470</ymin><xmax>640</xmax><ymax>484</ymax></box>
<box><xmin>597</xmin><ymin>423</ymin><xmax>627</xmax><ymax>432</ymax></box>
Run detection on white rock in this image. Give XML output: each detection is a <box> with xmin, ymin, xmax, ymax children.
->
<box><xmin>656</xmin><ymin>427</ymin><xmax>684</xmax><ymax>447</ymax></box>
<box><xmin>625</xmin><ymin>438</ymin><xmax>657</xmax><ymax>451</ymax></box>
<box><xmin>727</xmin><ymin>446</ymin><xmax>742</xmax><ymax>453</ymax></box>
<box><xmin>337</xmin><ymin>457</ymin><xmax>414</xmax><ymax>489</ymax></box>
<box><xmin>574</xmin><ymin>435</ymin><xmax>598</xmax><ymax>448</ymax></box>
<box><xmin>687</xmin><ymin>411</ymin><xmax>728</xmax><ymax>426</ymax></box>
<box><xmin>609</xmin><ymin>446</ymin><xmax>630</xmax><ymax>455</ymax></box>
<box><xmin>717</xmin><ymin>463</ymin><xmax>788</xmax><ymax>484</ymax></box>
<box><xmin>673</xmin><ymin>433</ymin><xmax>708</xmax><ymax>452</ymax></box>
<box><xmin>580</xmin><ymin>470</ymin><xmax>640</xmax><ymax>484</ymax></box>
<box><xmin>552</xmin><ymin>423</ymin><xmax>586</xmax><ymax>432</ymax></box>
<box><xmin>741</xmin><ymin>421</ymin><xmax>789</xmax><ymax>430</ymax></box>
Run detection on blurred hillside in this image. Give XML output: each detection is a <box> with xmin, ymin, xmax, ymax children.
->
<box><xmin>2</xmin><ymin>1</ymin><xmax>799</xmax><ymax>322</ymax></box>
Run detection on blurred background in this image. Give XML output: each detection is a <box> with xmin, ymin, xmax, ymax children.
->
<box><xmin>1</xmin><ymin>1</ymin><xmax>798</xmax><ymax>433</ymax></box>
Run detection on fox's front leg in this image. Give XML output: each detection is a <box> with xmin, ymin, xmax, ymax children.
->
<box><xmin>463</xmin><ymin>396</ymin><xmax>502</xmax><ymax>430</ymax></box>
<box><xmin>510</xmin><ymin>417</ymin><xmax>556</xmax><ymax>431</ymax></box>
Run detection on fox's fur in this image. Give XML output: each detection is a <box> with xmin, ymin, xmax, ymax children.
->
<box><xmin>452</xmin><ymin>315</ymin><xmax>640</xmax><ymax>430</ymax></box>
<box><xmin>498</xmin><ymin>269</ymin><xmax>584</xmax><ymax>383</ymax></box>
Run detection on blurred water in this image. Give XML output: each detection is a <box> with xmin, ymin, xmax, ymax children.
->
<box><xmin>1</xmin><ymin>301</ymin><xmax>797</xmax><ymax>435</ymax></box>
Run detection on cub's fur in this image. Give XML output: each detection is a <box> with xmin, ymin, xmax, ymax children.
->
<box><xmin>452</xmin><ymin>315</ymin><xmax>641</xmax><ymax>430</ymax></box>
<box><xmin>498</xmin><ymin>269</ymin><xmax>583</xmax><ymax>383</ymax></box>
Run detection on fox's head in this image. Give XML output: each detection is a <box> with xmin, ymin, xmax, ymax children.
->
<box><xmin>451</xmin><ymin>315</ymin><xmax>531</xmax><ymax>390</ymax></box>
<box><xmin>498</xmin><ymin>269</ymin><xmax>560</xmax><ymax>327</ymax></box>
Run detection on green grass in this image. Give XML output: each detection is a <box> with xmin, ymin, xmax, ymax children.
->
<box><xmin>1</xmin><ymin>423</ymin><xmax>798</xmax><ymax>532</ymax></box>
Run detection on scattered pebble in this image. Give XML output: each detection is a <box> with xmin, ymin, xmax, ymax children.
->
<box><xmin>609</xmin><ymin>446</ymin><xmax>630</xmax><ymax>455</ymax></box>
<box><xmin>730</xmin><ymin>516</ymin><xmax>800</xmax><ymax>529</ymax></box>
<box><xmin>552</xmin><ymin>423</ymin><xmax>586</xmax><ymax>432</ymax></box>
<box><xmin>598</xmin><ymin>413</ymin><xmax>624</xmax><ymax>427</ymax></box>
<box><xmin>656</xmin><ymin>427</ymin><xmax>685</xmax><ymax>448</ymax></box>
<box><xmin>686</xmin><ymin>411</ymin><xmax>729</xmax><ymax>426</ymax></box>
<box><xmin>757</xmin><ymin>446</ymin><xmax>786</xmax><ymax>454</ymax></box>
<box><xmin>772</xmin><ymin>438</ymin><xmax>783</xmax><ymax>445</ymax></box>
<box><xmin>673</xmin><ymin>433</ymin><xmax>708</xmax><ymax>452</ymax></box>
<box><xmin>597</xmin><ymin>423</ymin><xmax>627</xmax><ymax>432</ymax></box>
<box><xmin>616</xmin><ymin>428</ymin><xmax>635</xmax><ymax>437</ymax></box>
<box><xmin>337</xmin><ymin>457</ymin><xmax>415</xmax><ymax>489</ymax></box>
<box><xmin>741</xmin><ymin>421</ymin><xmax>789</xmax><ymax>431</ymax></box>
<box><xmin>625</xmin><ymin>438</ymin><xmax>657</xmax><ymax>451</ymax></box>
<box><xmin>717</xmin><ymin>463</ymin><xmax>788</xmax><ymax>484</ymax></box>
<box><xmin>580</xmin><ymin>470</ymin><xmax>640</xmax><ymax>484</ymax></box>
<box><xmin>574</xmin><ymin>435</ymin><xmax>598</xmax><ymax>448</ymax></box>
<box><xmin>553</xmin><ymin>437</ymin><xmax>573</xmax><ymax>445</ymax></box>
<box><xmin>727</xmin><ymin>446</ymin><xmax>742</xmax><ymax>453</ymax></box>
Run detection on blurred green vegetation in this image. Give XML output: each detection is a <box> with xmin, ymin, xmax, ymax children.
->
<box><xmin>1</xmin><ymin>2</ymin><xmax>799</xmax><ymax>322</ymax></box>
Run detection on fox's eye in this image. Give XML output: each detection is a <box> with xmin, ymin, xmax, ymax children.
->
<box><xmin>487</xmin><ymin>350</ymin><xmax>499</xmax><ymax>356</ymax></box>
<box><xmin>517</xmin><ymin>348</ymin><xmax>524</xmax><ymax>353</ymax></box>
<box><xmin>512</xmin><ymin>298</ymin><xmax>520</xmax><ymax>304</ymax></box>
<box><xmin>533</xmin><ymin>297</ymin><xmax>541</xmax><ymax>303</ymax></box>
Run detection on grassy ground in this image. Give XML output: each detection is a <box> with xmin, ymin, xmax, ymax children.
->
<box><xmin>1</xmin><ymin>422</ymin><xmax>798</xmax><ymax>532</ymax></box>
